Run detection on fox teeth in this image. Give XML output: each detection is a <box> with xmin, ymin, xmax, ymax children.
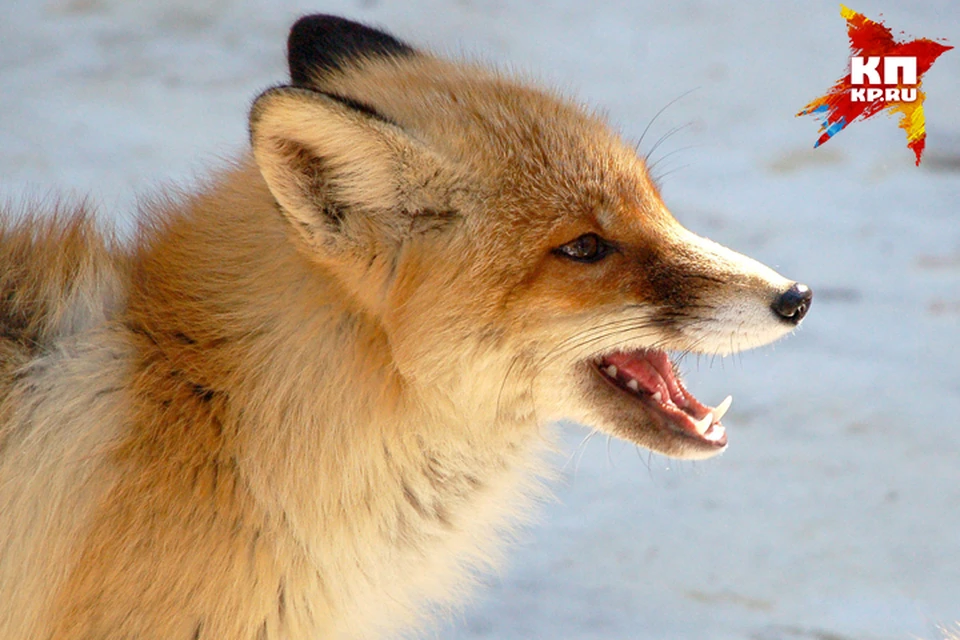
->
<box><xmin>705</xmin><ymin>424</ymin><xmax>726</xmax><ymax>442</ymax></box>
<box><xmin>713</xmin><ymin>395</ymin><xmax>733</xmax><ymax>422</ymax></box>
<box><xmin>626</xmin><ymin>379</ymin><xmax>640</xmax><ymax>392</ymax></box>
<box><xmin>693</xmin><ymin>412</ymin><xmax>713</xmax><ymax>435</ymax></box>
<box><xmin>651</xmin><ymin>391</ymin><xmax>662</xmax><ymax>403</ymax></box>
<box><xmin>604</xmin><ymin>365</ymin><xmax>618</xmax><ymax>378</ymax></box>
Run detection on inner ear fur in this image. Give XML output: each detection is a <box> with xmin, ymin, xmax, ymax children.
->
<box><xmin>250</xmin><ymin>87</ymin><xmax>438</xmax><ymax>249</ymax></box>
<box><xmin>250</xmin><ymin>87</ymin><xmax>463</xmax><ymax>307</ymax></box>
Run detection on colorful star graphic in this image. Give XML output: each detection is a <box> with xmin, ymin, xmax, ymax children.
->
<box><xmin>797</xmin><ymin>5</ymin><xmax>952</xmax><ymax>165</ymax></box>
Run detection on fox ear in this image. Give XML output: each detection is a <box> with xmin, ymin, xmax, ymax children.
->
<box><xmin>287</xmin><ymin>14</ymin><xmax>415</xmax><ymax>86</ymax></box>
<box><xmin>249</xmin><ymin>86</ymin><xmax>455</xmax><ymax>262</ymax></box>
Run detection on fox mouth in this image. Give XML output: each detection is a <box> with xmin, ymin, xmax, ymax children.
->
<box><xmin>592</xmin><ymin>349</ymin><xmax>731</xmax><ymax>454</ymax></box>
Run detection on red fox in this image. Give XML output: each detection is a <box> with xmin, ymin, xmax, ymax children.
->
<box><xmin>0</xmin><ymin>15</ymin><xmax>811</xmax><ymax>639</ymax></box>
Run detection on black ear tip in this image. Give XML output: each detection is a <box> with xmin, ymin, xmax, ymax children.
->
<box><xmin>287</xmin><ymin>14</ymin><xmax>415</xmax><ymax>86</ymax></box>
<box><xmin>288</xmin><ymin>15</ymin><xmax>369</xmax><ymax>51</ymax></box>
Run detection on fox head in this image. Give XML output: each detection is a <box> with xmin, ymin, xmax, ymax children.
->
<box><xmin>248</xmin><ymin>15</ymin><xmax>811</xmax><ymax>460</ymax></box>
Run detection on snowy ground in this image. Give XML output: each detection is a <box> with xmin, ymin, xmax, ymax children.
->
<box><xmin>2</xmin><ymin>1</ymin><xmax>959</xmax><ymax>638</ymax></box>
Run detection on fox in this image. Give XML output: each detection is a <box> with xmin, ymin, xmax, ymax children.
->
<box><xmin>0</xmin><ymin>14</ymin><xmax>812</xmax><ymax>640</ymax></box>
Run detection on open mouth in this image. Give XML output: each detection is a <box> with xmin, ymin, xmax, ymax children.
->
<box><xmin>593</xmin><ymin>349</ymin><xmax>731</xmax><ymax>449</ymax></box>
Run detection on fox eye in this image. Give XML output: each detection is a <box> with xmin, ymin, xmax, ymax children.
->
<box><xmin>554</xmin><ymin>233</ymin><xmax>613</xmax><ymax>263</ymax></box>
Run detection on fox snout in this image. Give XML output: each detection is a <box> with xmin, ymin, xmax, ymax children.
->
<box><xmin>540</xmin><ymin>217</ymin><xmax>812</xmax><ymax>460</ymax></box>
<box><xmin>680</xmin><ymin>219</ymin><xmax>812</xmax><ymax>347</ymax></box>
<box><xmin>595</xmin><ymin>217</ymin><xmax>813</xmax><ymax>359</ymax></box>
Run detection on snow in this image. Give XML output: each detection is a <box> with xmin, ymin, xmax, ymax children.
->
<box><xmin>2</xmin><ymin>1</ymin><xmax>958</xmax><ymax>638</ymax></box>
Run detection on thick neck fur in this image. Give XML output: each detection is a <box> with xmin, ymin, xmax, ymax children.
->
<box><xmin>122</xmin><ymin>158</ymin><xmax>550</xmax><ymax>636</ymax></box>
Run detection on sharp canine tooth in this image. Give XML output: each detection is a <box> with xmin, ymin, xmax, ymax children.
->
<box><xmin>604</xmin><ymin>365</ymin><xmax>618</xmax><ymax>378</ymax></box>
<box><xmin>651</xmin><ymin>392</ymin><xmax>662</xmax><ymax>403</ymax></box>
<box><xmin>627</xmin><ymin>379</ymin><xmax>640</xmax><ymax>392</ymax></box>
<box><xmin>694</xmin><ymin>412</ymin><xmax>713</xmax><ymax>435</ymax></box>
<box><xmin>714</xmin><ymin>395</ymin><xmax>733</xmax><ymax>422</ymax></box>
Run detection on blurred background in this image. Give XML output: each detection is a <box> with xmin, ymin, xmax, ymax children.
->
<box><xmin>2</xmin><ymin>1</ymin><xmax>958</xmax><ymax>638</ymax></box>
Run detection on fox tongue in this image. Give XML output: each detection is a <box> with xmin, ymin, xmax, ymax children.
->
<box><xmin>603</xmin><ymin>350</ymin><xmax>688</xmax><ymax>407</ymax></box>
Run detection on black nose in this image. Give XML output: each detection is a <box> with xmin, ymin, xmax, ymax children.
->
<box><xmin>772</xmin><ymin>283</ymin><xmax>812</xmax><ymax>323</ymax></box>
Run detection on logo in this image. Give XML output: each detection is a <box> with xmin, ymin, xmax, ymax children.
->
<box><xmin>849</xmin><ymin>56</ymin><xmax>917</xmax><ymax>103</ymax></box>
<box><xmin>797</xmin><ymin>5</ymin><xmax>952</xmax><ymax>165</ymax></box>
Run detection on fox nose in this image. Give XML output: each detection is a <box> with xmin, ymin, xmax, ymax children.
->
<box><xmin>772</xmin><ymin>283</ymin><xmax>812</xmax><ymax>323</ymax></box>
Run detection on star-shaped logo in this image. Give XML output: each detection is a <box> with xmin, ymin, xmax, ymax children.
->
<box><xmin>797</xmin><ymin>5</ymin><xmax>952</xmax><ymax>165</ymax></box>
